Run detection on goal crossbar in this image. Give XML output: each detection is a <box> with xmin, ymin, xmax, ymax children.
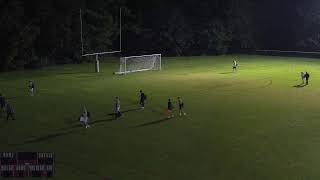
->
<box><xmin>121</xmin><ymin>54</ymin><xmax>162</xmax><ymax>59</ymax></box>
<box><xmin>82</xmin><ymin>51</ymin><xmax>121</xmax><ymax>57</ymax></box>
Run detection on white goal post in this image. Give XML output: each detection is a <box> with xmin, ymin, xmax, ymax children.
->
<box><xmin>80</xmin><ymin>8</ymin><xmax>122</xmax><ymax>73</ymax></box>
<box><xmin>115</xmin><ymin>54</ymin><xmax>162</xmax><ymax>75</ymax></box>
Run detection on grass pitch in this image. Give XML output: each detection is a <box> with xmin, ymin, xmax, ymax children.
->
<box><xmin>1</xmin><ymin>55</ymin><xmax>320</xmax><ymax>180</ymax></box>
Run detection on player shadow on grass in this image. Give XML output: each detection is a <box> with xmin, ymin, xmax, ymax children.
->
<box><xmin>59</xmin><ymin>117</ymin><xmax>116</xmax><ymax>131</ymax></box>
<box><xmin>12</xmin><ymin>109</ymin><xmax>141</xmax><ymax>146</ymax></box>
<box><xmin>6</xmin><ymin>95</ymin><xmax>27</xmax><ymax>100</ymax></box>
<box><xmin>219</xmin><ymin>72</ymin><xmax>234</xmax><ymax>74</ymax></box>
<box><xmin>22</xmin><ymin>130</ymin><xmax>77</xmax><ymax>145</ymax></box>
<box><xmin>107</xmin><ymin>108</ymin><xmax>141</xmax><ymax>116</ymax></box>
<box><xmin>15</xmin><ymin>117</ymin><xmax>116</xmax><ymax>146</ymax></box>
<box><xmin>293</xmin><ymin>84</ymin><xmax>307</xmax><ymax>88</ymax></box>
<box><xmin>6</xmin><ymin>129</ymin><xmax>81</xmax><ymax>146</ymax></box>
<box><xmin>132</xmin><ymin>117</ymin><xmax>172</xmax><ymax>128</ymax></box>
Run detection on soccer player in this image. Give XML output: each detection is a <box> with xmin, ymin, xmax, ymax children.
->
<box><xmin>28</xmin><ymin>80</ymin><xmax>35</xmax><ymax>96</ymax></box>
<box><xmin>0</xmin><ymin>94</ymin><xmax>5</xmax><ymax>111</ymax></box>
<box><xmin>178</xmin><ymin>97</ymin><xmax>186</xmax><ymax>116</ymax></box>
<box><xmin>86</xmin><ymin>111</ymin><xmax>91</xmax><ymax>128</ymax></box>
<box><xmin>79</xmin><ymin>113</ymin><xmax>85</xmax><ymax>123</ymax></box>
<box><xmin>305</xmin><ymin>72</ymin><xmax>310</xmax><ymax>85</ymax></box>
<box><xmin>232</xmin><ymin>60</ymin><xmax>238</xmax><ymax>72</ymax></box>
<box><xmin>79</xmin><ymin>106</ymin><xmax>90</xmax><ymax>128</ymax></box>
<box><xmin>80</xmin><ymin>112</ymin><xmax>90</xmax><ymax>128</ymax></box>
<box><xmin>139</xmin><ymin>90</ymin><xmax>147</xmax><ymax>109</ymax></box>
<box><xmin>82</xmin><ymin>106</ymin><xmax>87</xmax><ymax>116</ymax></box>
<box><xmin>6</xmin><ymin>103</ymin><xmax>15</xmax><ymax>120</ymax></box>
<box><xmin>115</xmin><ymin>97</ymin><xmax>121</xmax><ymax>119</ymax></box>
<box><xmin>301</xmin><ymin>72</ymin><xmax>305</xmax><ymax>84</ymax></box>
<box><xmin>0</xmin><ymin>94</ymin><xmax>5</xmax><ymax>118</ymax></box>
<box><xmin>167</xmin><ymin>98</ymin><xmax>174</xmax><ymax>119</ymax></box>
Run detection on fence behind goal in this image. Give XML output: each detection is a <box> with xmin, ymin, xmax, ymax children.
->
<box><xmin>115</xmin><ymin>54</ymin><xmax>161</xmax><ymax>74</ymax></box>
<box><xmin>255</xmin><ymin>50</ymin><xmax>320</xmax><ymax>59</ymax></box>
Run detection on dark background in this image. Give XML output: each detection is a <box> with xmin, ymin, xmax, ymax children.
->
<box><xmin>0</xmin><ymin>0</ymin><xmax>319</xmax><ymax>71</ymax></box>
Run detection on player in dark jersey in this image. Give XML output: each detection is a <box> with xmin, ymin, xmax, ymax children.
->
<box><xmin>178</xmin><ymin>97</ymin><xmax>186</xmax><ymax>116</ymax></box>
<box><xmin>167</xmin><ymin>98</ymin><xmax>174</xmax><ymax>118</ymax></box>
<box><xmin>6</xmin><ymin>103</ymin><xmax>15</xmax><ymax>120</ymax></box>
<box><xmin>305</xmin><ymin>72</ymin><xmax>310</xmax><ymax>85</ymax></box>
<box><xmin>0</xmin><ymin>94</ymin><xmax>5</xmax><ymax>118</ymax></box>
<box><xmin>139</xmin><ymin>90</ymin><xmax>147</xmax><ymax>110</ymax></box>
<box><xmin>0</xmin><ymin>94</ymin><xmax>5</xmax><ymax>111</ymax></box>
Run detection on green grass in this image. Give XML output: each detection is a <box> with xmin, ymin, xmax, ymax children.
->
<box><xmin>1</xmin><ymin>55</ymin><xmax>320</xmax><ymax>180</ymax></box>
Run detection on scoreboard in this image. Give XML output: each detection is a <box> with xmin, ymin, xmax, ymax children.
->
<box><xmin>0</xmin><ymin>152</ymin><xmax>54</xmax><ymax>178</ymax></box>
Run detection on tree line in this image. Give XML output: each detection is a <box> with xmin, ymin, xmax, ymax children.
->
<box><xmin>0</xmin><ymin>0</ymin><xmax>318</xmax><ymax>71</ymax></box>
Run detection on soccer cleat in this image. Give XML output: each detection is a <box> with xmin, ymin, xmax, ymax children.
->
<box><xmin>184</xmin><ymin>113</ymin><xmax>186</xmax><ymax>115</ymax></box>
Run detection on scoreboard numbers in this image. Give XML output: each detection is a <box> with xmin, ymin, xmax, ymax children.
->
<box><xmin>0</xmin><ymin>152</ymin><xmax>54</xmax><ymax>178</ymax></box>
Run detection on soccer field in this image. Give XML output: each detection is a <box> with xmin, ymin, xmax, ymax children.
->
<box><xmin>1</xmin><ymin>55</ymin><xmax>320</xmax><ymax>180</ymax></box>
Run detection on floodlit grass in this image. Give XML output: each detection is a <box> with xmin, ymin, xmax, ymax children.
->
<box><xmin>1</xmin><ymin>55</ymin><xmax>320</xmax><ymax>180</ymax></box>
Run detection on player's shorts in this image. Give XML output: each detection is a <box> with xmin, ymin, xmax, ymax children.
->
<box><xmin>179</xmin><ymin>104</ymin><xmax>184</xmax><ymax>109</ymax></box>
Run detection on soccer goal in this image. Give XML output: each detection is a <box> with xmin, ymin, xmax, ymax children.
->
<box><xmin>115</xmin><ymin>54</ymin><xmax>161</xmax><ymax>74</ymax></box>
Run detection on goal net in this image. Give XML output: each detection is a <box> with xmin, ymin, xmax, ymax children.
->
<box><xmin>115</xmin><ymin>54</ymin><xmax>161</xmax><ymax>74</ymax></box>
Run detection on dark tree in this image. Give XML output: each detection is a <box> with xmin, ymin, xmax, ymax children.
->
<box><xmin>0</xmin><ymin>0</ymin><xmax>258</xmax><ymax>71</ymax></box>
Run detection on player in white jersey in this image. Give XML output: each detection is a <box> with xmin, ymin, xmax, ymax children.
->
<box><xmin>115</xmin><ymin>97</ymin><xmax>121</xmax><ymax>119</ymax></box>
<box><xmin>300</xmin><ymin>72</ymin><xmax>305</xmax><ymax>84</ymax></box>
<box><xmin>233</xmin><ymin>60</ymin><xmax>238</xmax><ymax>72</ymax></box>
<box><xmin>28</xmin><ymin>80</ymin><xmax>35</xmax><ymax>96</ymax></box>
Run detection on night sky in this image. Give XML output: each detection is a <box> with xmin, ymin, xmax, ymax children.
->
<box><xmin>255</xmin><ymin>0</ymin><xmax>319</xmax><ymax>50</ymax></box>
<box><xmin>256</xmin><ymin>0</ymin><xmax>298</xmax><ymax>49</ymax></box>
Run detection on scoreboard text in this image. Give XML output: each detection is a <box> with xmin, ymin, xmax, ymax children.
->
<box><xmin>0</xmin><ymin>152</ymin><xmax>54</xmax><ymax>178</ymax></box>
